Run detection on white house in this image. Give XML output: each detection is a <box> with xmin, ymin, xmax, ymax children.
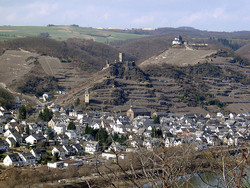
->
<box><xmin>30</xmin><ymin>148</ymin><xmax>47</xmax><ymax>161</ymax></box>
<box><xmin>52</xmin><ymin>146</ymin><xmax>66</xmax><ymax>160</ymax></box>
<box><xmin>62</xmin><ymin>160</ymin><xmax>83</xmax><ymax>167</ymax></box>
<box><xmin>90</xmin><ymin>122</ymin><xmax>101</xmax><ymax>130</ymax></box>
<box><xmin>102</xmin><ymin>152</ymin><xmax>116</xmax><ymax>160</ymax></box>
<box><xmin>85</xmin><ymin>141</ymin><xmax>100</xmax><ymax>154</ymax></box>
<box><xmin>57</xmin><ymin>134</ymin><xmax>69</xmax><ymax>145</ymax></box>
<box><xmin>5</xmin><ymin>129</ymin><xmax>22</xmax><ymax>144</ymax></box>
<box><xmin>107</xmin><ymin>142</ymin><xmax>123</xmax><ymax>152</ymax></box>
<box><xmin>62</xmin><ymin>145</ymin><xmax>76</xmax><ymax>156</ymax></box>
<box><xmin>47</xmin><ymin>161</ymin><xmax>64</xmax><ymax>168</ymax></box>
<box><xmin>54</xmin><ymin>124</ymin><xmax>66</xmax><ymax>135</ymax></box>
<box><xmin>25</xmin><ymin>134</ymin><xmax>46</xmax><ymax>145</ymax></box>
<box><xmin>71</xmin><ymin>143</ymin><xmax>84</xmax><ymax>155</ymax></box>
<box><xmin>102</xmin><ymin>152</ymin><xmax>127</xmax><ymax>160</ymax></box>
<box><xmin>65</xmin><ymin>130</ymin><xmax>77</xmax><ymax>140</ymax></box>
<box><xmin>18</xmin><ymin>153</ymin><xmax>37</xmax><ymax>165</ymax></box>
<box><xmin>77</xmin><ymin>113</ymin><xmax>84</xmax><ymax>120</ymax></box>
<box><xmin>113</xmin><ymin>124</ymin><xmax>125</xmax><ymax>134</ymax></box>
<box><xmin>48</xmin><ymin>119</ymin><xmax>61</xmax><ymax>129</ymax></box>
<box><xmin>3</xmin><ymin>153</ymin><xmax>23</xmax><ymax>166</ymax></box>
<box><xmin>6</xmin><ymin>137</ymin><xmax>16</xmax><ymax>148</ymax></box>
<box><xmin>165</xmin><ymin>137</ymin><xmax>175</xmax><ymax>148</ymax></box>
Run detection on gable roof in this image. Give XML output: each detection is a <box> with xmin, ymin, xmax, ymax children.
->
<box><xmin>0</xmin><ymin>139</ymin><xmax>9</xmax><ymax>147</ymax></box>
<box><xmin>31</xmin><ymin>134</ymin><xmax>46</xmax><ymax>141</ymax></box>
<box><xmin>8</xmin><ymin>153</ymin><xmax>22</xmax><ymax>162</ymax></box>
<box><xmin>21</xmin><ymin>153</ymin><xmax>36</xmax><ymax>160</ymax></box>
<box><xmin>71</xmin><ymin>143</ymin><xmax>84</xmax><ymax>151</ymax></box>
<box><xmin>8</xmin><ymin>128</ymin><xmax>22</xmax><ymax>139</ymax></box>
<box><xmin>6</xmin><ymin>137</ymin><xmax>16</xmax><ymax>144</ymax></box>
<box><xmin>129</xmin><ymin>107</ymin><xmax>150</xmax><ymax>113</ymax></box>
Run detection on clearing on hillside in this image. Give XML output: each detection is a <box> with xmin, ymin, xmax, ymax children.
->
<box><xmin>139</xmin><ymin>48</ymin><xmax>216</xmax><ymax>68</ymax></box>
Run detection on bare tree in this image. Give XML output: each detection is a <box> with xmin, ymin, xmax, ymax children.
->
<box><xmin>92</xmin><ymin>143</ymin><xmax>200</xmax><ymax>188</ymax></box>
<box><xmin>199</xmin><ymin>147</ymin><xmax>249</xmax><ymax>188</ymax></box>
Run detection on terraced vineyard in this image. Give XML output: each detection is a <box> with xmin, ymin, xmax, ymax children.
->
<box><xmin>0</xmin><ymin>36</ymin><xmax>249</xmax><ymax>115</ymax></box>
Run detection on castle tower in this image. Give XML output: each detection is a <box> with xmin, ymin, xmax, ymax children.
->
<box><xmin>119</xmin><ymin>52</ymin><xmax>124</xmax><ymax>62</ymax></box>
<box><xmin>85</xmin><ymin>89</ymin><xmax>90</xmax><ymax>104</ymax></box>
<box><xmin>106</xmin><ymin>60</ymin><xmax>110</xmax><ymax>68</ymax></box>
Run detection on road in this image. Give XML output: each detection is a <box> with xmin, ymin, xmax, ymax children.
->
<box><xmin>0</xmin><ymin>82</ymin><xmax>44</xmax><ymax>107</ymax></box>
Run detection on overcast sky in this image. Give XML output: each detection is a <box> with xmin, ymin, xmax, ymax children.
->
<box><xmin>0</xmin><ymin>0</ymin><xmax>249</xmax><ymax>31</ymax></box>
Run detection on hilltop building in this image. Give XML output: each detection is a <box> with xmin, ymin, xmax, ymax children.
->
<box><xmin>172</xmin><ymin>35</ymin><xmax>184</xmax><ymax>45</ymax></box>
<box><xmin>85</xmin><ymin>89</ymin><xmax>90</xmax><ymax>104</ymax></box>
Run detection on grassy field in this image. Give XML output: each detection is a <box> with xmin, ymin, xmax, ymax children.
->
<box><xmin>0</xmin><ymin>25</ymin><xmax>147</xmax><ymax>42</ymax></box>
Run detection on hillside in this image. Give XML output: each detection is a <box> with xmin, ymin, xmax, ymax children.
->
<box><xmin>0</xmin><ymin>37</ymin><xmax>131</xmax><ymax>73</ymax></box>
<box><xmin>0</xmin><ymin>25</ymin><xmax>147</xmax><ymax>42</ymax></box>
<box><xmin>236</xmin><ymin>42</ymin><xmax>250</xmax><ymax>60</ymax></box>
<box><xmin>0</xmin><ymin>36</ymin><xmax>249</xmax><ymax>115</ymax></box>
<box><xmin>114</xmin><ymin>35</ymin><xmax>248</xmax><ymax>65</ymax></box>
<box><xmin>0</xmin><ymin>37</ymin><xmax>135</xmax><ymax>96</ymax></box>
<box><xmin>57</xmin><ymin>44</ymin><xmax>250</xmax><ymax>115</ymax></box>
<box><xmin>140</xmin><ymin>48</ymin><xmax>250</xmax><ymax>114</ymax></box>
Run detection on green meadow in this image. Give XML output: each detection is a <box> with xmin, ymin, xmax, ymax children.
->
<box><xmin>0</xmin><ymin>25</ymin><xmax>147</xmax><ymax>42</ymax></box>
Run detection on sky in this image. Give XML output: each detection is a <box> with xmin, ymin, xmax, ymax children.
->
<box><xmin>0</xmin><ymin>0</ymin><xmax>250</xmax><ymax>32</ymax></box>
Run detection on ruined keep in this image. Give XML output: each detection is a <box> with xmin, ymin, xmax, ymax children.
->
<box><xmin>85</xmin><ymin>89</ymin><xmax>90</xmax><ymax>104</ymax></box>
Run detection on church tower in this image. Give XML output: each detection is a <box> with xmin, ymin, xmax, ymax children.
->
<box><xmin>119</xmin><ymin>52</ymin><xmax>124</xmax><ymax>63</ymax></box>
<box><xmin>85</xmin><ymin>89</ymin><xmax>90</xmax><ymax>104</ymax></box>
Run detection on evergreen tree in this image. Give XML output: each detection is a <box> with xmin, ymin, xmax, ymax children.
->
<box><xmin>25</xmin><ymin>124</ymin><xmax>30</xmax><ymax>135</ymax></box>
<box><xmin>46</xmin><ymin>126</ymin><xmax>54</xmax><ymax>140</ymax></box>
<box><xmin>39</xmin><ymin>106</ymin><xmax>53</xmax><ymax>122</ymax></box>
<box><xmin>153</xmin><ymin>116</ymin><xmax>160</xmax><ymax>124</ymax></box>
<box><xmin>151</xmin><ymin>127</ymin><xmax>163</xmax><ymax>138</ymax></box>
<box><xmin>74</xmin><ymin>98</ymin><xmax>80</xmax><ymax>106</ymax></box>
<box><xmin>52</xmin><ymin>152</ymin><xmax>59</xmax><ymax>162</ymax></box>
<box><xmin>84</xmin><ymin>124</ymin><xmax>91</xmax><ymax>134</ymax></box>
<box><xmin>95</xmin><ymin>127</ymin><xmax>108</xmax><ymax>143</ymax></box>
<box><xmin>151</xmin><ymin>127</ymin><xmax>156</xmax><ymax>138</ymax></box>
<box><xmin>113</xmin><ymin>133</ymin><xmax>119</xmax><ymax>141</ymax></box>
<box><xmin>67</xmin><ymin>121</ymin><xmax>76</xmax><ymax>130</ymax></box>
<box><xmin>19</xmin><ymin>105</ymin><xmax>27</xmax><ymax>119</ymax></box>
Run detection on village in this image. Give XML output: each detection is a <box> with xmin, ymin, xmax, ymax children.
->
<box><xmin>0</xmin><ymin>93</ymin><xmax>249</xmax><ymax>170</ymax></box>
